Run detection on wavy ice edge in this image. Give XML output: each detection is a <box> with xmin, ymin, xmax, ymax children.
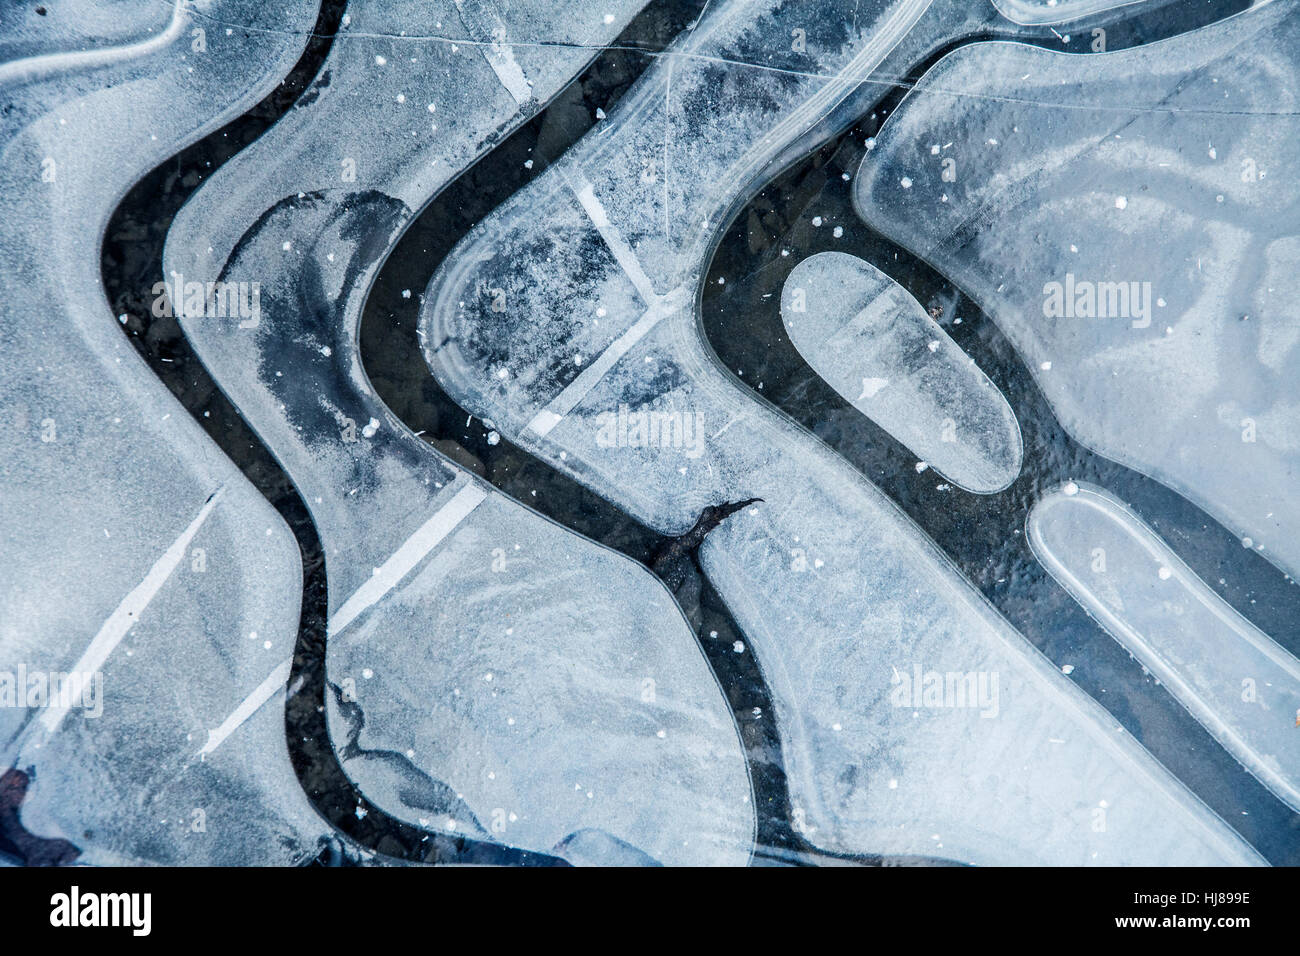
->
<box><xmin>0</xmin><ymin>0</ymin><xmax>329</xmax><ymax>865</ymax></box>
<box><xmin>162</xmin><ymin>0</ymin><xmax>755</xmax><ymax>865</ymax></box>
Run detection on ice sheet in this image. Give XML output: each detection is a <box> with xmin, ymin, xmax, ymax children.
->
<box><xmin>781</xmin><ymin>251</ymin><xmax>1022</xmax><ymax>493</ymax></box>
<box><xmin>162</xmin><ymin>0</ymin><xmax>754</xmax><ymax>865</ymax></box>
<box><xmin>0</xmin><ymin>0</ymin><xmax>329</xmax><ymax>865</ymax></box>
<box><xmin>421</xmin><ymin>0</ymin><xmax>1261</xmax><ymax>863</ymax></box>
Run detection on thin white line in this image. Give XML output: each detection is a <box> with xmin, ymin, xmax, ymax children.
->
<box><xmin>198</xmin><ymin>656</ymin><xmax>293</xmax><ymax>758</ymax></box>
<box><xmin>525</xmin><ymin>297</ymin><xmax>677</xmax><ymax>437</ymax></box>
<box><xmin>482</xmin><ymin>38</ymin><xmax>533</xmax><ymax>105</ymax></box>
<box><xmin>327</xmin><ymin>482</ymin><xmax>488</xmax><ymax>637</ymax></box>
<box><xmin>40</xmin><ymin>486</ymin><xmax>223</xmax><ymax>734</ymax></box>
<box><xmin>562</xmin><ymin>169</ymin><xmax>660</xmax><ymax>306</ymax></box>
<box><xmin>525</xmin><ymin>160</ymin><xmax>696</xmax><ymax>438</ymax></box>
<box><xmin>453</xmin><ymin>0</ymin><xmax>532</xmax><ymax>106</ymax></box>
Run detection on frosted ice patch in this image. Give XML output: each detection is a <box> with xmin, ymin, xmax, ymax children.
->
<box><xmin>781</xmin><ymin>252</ymin><xmax>1022</xmax><ymax>493</ymax></box>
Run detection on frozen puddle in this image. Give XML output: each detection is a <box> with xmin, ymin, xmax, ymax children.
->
<box><xmin>163</xmin><ymin>0</ymin><xmax>754</xmax><ymax>865</ymax></box>
<box><xmin>422</xmin><ymin>0</ymin><xmax>1260</xmax><ymax>863</ymax></box>
<box><xmin>781</xmin><ymin>252</ymin><xmax>1021</xmax><ymax>493</ymax></box>
<box><xmin>1029</xmin><ymin>483</ymin><xmax>1300</xmax><ymax>813</ymax></box>
<box><xmin>853</xmin><ymin>0</ymin><xmax>1300</xmax><ymax>581</ymax></box>
<box><xmin>0</xmin><ymin>0</ymin><xmax>328</xmax><ymax>863</ymax></box>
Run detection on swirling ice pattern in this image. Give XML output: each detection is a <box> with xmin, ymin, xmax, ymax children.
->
<box><xmin>0</xmin><ymin>0</ymin><xmax>328</xmax><ymax>865</ymax></box>
<box><xmin>1</xmin><ymin>0</ymin><xmax>1293</xmax><ymax>866</ymax></box>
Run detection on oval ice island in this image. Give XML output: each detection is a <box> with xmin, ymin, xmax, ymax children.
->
<box><xmin>780</xmin><ymin>252</ymin><xmax>1022</xmax><ymax>493</ymax></box>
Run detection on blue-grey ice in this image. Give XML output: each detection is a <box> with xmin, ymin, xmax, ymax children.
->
<box><xmin>0</xmin><ymin>0</ymin><xmax>330</xmax><ymax>863</ymax></box>
<box><xmin>853</xmin><ymin>0</ymin><xmax>1300</xmax><ymax>582</ymax></box>
<box><xmin>421</xmin><ymin>0</ymin><xmax>1261</xmax><ymax>864</ymax></box>
<box><xmin>163</xmin><ymin>0</ymin><xmax>755</xmax><ymax>865</ymax></box>
<box><xmin>781</xmin><ymin>251</ymin><xmax>1021</xmax><ymax>493</ymax></box>
<box><xmin>1029</xmin><ymin>482</ymin><xmax>1300</xmax><ymax>813</ymax></box>
<box><xmin>0</xmin><ymin>0</ymin><xmax>180</xmax><ymax>67</ymax></box>
<box><xmin>990</xmin><ymin>0</ymin><xmax>1149</xmax><ymax>26</ymax></box>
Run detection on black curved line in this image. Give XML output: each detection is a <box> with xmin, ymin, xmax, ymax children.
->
<box><xmin>700</xmin><ymin>6</ymin><xmax>1300</xmax><ymax>863</ymax></box>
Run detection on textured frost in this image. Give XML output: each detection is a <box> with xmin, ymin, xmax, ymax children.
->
<box><xmin>163</xmin><ymin>0</ymin><xmax>754</xmax><ymax>865</ymax></box>
<box><xmin>781</xmin><ymin>251</ymin><xmax>1022</xmax><ymax>493</ymax></box>
<box><xmin>0</xmin><ymin>0</ymin><xmax>328</xmax><ymax>863</ymax></box>
<box><xmin>1029</xmin><ymin>483</ymin><xmax>1300</xmax><ymax>813</ymax></box>
<box><xmin>422</xmin><ymin>0</ymin><xmax>1259</xmax><ymax>863</ymax></box>
<box><xmin>854</xmin><ymin>1</ymin><xmax>1300</xmax><ymax>580</ymax></box>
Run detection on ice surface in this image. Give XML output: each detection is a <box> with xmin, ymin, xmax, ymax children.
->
<box><xmin>781</xmin><ymin>251</ymin><xmax>1022</xmax><ymax>493</ymax></box>
<box><xmin>0</xmin><ymin>0</ymin><xmax>329</xmax><ymax>864</ymax></box>
<box><xmin>163</xmin><ymin>0</ymin><xmax>754</xmax><ymax>865</ymax></box>
<box><xmin>421</xmin><ymin>0</ymin><xmax>1261</xmax><ymax>863</ymax></box>
<box><xmin>990</xmin><ymin>0</ymin><xmax>1149</xmax><ymax>26</ymax></box>
<box><xmin>0</xmin><ymin>0</ymin><xmax>180</xmax><ymax>67</ymax></box>
<box><xmin>853</xmin><ymin>1</ymin><xmax>1300</xmax><ymax>580</ymax></box>
<box><xmin>1029</xmin><ymin>483</ymin><xmax>1300</xmax><ymax>813</ymax></box>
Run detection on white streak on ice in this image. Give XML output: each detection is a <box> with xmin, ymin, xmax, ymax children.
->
<box><xmin>328</xmin><ymin>482</ymin><xmax>488</xmax><ymax>638</ymax></box>
<box><xmin>526</xmin><ymin>297</ymin><xmax>679</xmax><ymax>438</ymax></box>
<box><xmin>198</xmin><ymin>656</ymin><xmax>294</xmax><ymax>758</ymax></box>
<box><xmin>524</xmin><ymin>170</ymin><xmax>685</xmax><ymax>437</ymax></box>
<box><xmin>39</xmin><ymin>487</ymin><xmax>223</xmax><ymax>735</ymax></box>
<box><xmin>565</xmin><ymin>170</ymin><xmax>662</xmax><ymax>306</ymax></box>
<box><xmin>454</xmin><ymin>0</ymin><xmax>533</xmax><ymax>105</ymax></box>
